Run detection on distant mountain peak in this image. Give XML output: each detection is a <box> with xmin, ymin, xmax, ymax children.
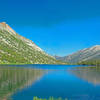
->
<box><xmin>55</xmin><ymin>45</ymin><xmax>100</xmax><ymax>63</ymax></box>
<box><xmin>92</xmin><ymin>45</ymin><xmax>100</xmax><ymax>48</ymax></box>
<box><xmin>89</xmin><ymin>45</ymin><xmax>100</xmax><ymax>51</ymax></box>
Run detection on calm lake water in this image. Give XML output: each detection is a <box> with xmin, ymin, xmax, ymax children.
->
<box><xmin>0</xmin><ymin>65</ymin><xmax>100</xmax><ymax>100</ymax></box>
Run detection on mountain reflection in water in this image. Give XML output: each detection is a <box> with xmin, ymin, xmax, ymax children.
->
<box><xmin>0</xmin><ymin>66</ymin><xmax>45</xmax><ymax>100</ymax></box>
<box><xmin>68</xmin><ymin>66</ymin><xmax>100</xmax><ymax>85</ymax></box>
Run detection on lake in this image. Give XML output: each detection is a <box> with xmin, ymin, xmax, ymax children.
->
<box><xmin>0</xmin><ymin>65</ymin><xmax>100</xmax><ymax>100</ymax></box>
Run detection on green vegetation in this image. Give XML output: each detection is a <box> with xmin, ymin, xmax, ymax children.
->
<box><xmin>33</xmin><ymin>97</ymin><xmax>68</xmax><ymax>100</ymax></box>
<box><xmin>77</xmin><ymin>60</ymin><xmax>100</xmax><ymax>65</ymax></box>
<box><xmin>0</xmin><ymin>29</ymin><xmax>63</xmax><ymax>65</ymax></box>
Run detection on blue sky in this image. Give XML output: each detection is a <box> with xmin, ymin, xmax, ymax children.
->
<box><xmin>0</xmin><ymin>0</ymin><xmax>100</xmax><ymax>56</ymax></box>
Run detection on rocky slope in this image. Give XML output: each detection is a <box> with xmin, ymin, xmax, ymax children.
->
<box><xmin>0</xmin><ymin>22</ymin><xmax>60</xmax><ymax>64</ymax></box>
<box><xmin>55</xmin><ymin>45</ymin><xmax>100</xmax><ymax>64</ymax></box>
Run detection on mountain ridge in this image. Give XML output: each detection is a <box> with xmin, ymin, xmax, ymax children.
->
<box><xmin>55</xmin><ymin>45</ymin><xmax>100</xmax><ymax>64</ymax></box>
<box><xmin>0</xmin><ymin>22</ymin><xmax>61</xmax><ymax>64</ymax></box>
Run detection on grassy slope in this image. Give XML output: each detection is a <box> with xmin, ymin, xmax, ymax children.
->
<box><xmin>0</xmin><ymin>30</ymin><xmax>62</xmax><ymax>64</ymax></box>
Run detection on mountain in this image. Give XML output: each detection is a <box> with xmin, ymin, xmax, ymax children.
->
<box><xmin>55</xmin><ymin>45</ymin><xmax>100</xmax><ymax>64</ymax></box>
<box><xmin>0</xmin><ymin>22</ymin><xmax>61</xmax><ymax>64</ymax></box>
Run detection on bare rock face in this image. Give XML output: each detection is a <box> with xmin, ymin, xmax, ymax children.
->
<box><xmin>0</xmin><ymin>22</ymin><xmax>16</xmax><ymax>34</ymax></box>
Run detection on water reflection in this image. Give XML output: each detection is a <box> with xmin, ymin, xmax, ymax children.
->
<box><xmin>0</xmin><ymin>66</ymin><xmax>45</xmax><ymax>100</ymax></box>
<box><xmin>68</xmin><ymin>66</ymin><xmax>100</xmax><ymax>85</ymax></box>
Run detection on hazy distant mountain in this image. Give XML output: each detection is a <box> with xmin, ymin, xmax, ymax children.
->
<box><xmin>0</xmin><ymin>22</ymin><xmax>60</xmax><ymax>64</ymax></box>
<box><xmin>55</xmin><ymin>45</ymin><xmax>100</xmax><ymax>64</ymax></box>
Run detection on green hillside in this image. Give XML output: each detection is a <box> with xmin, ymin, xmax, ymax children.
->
<box><xmin>0</xmin><ymin>22</ymin><xmax>62</xmax><ymax>64</ymax></box>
